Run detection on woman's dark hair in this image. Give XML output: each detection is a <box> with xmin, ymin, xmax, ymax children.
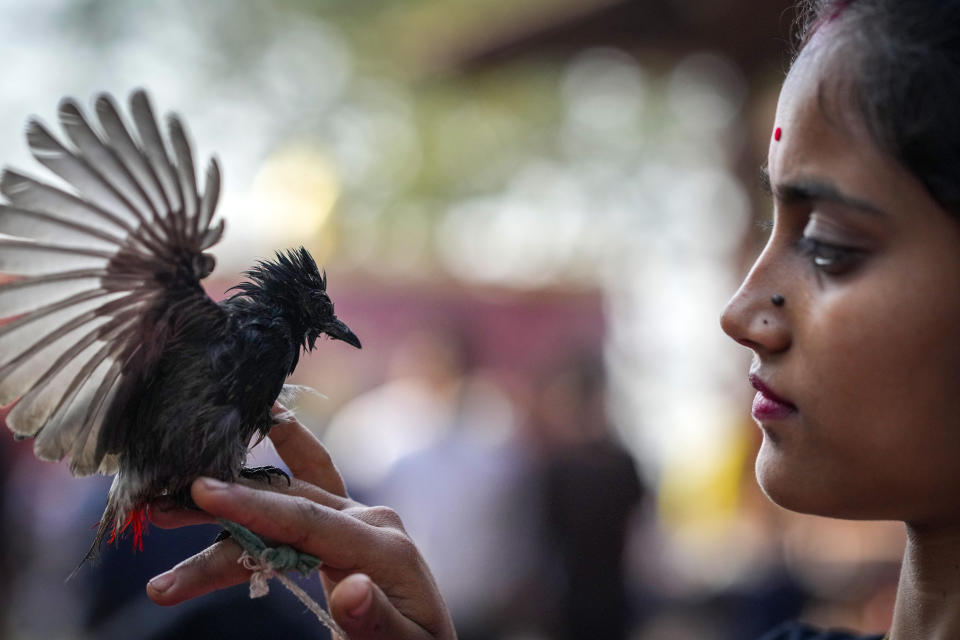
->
<box><xmin>795</xmin><ymin>1</ymin><xmax>960</xmax><ymax>214</ymax></box>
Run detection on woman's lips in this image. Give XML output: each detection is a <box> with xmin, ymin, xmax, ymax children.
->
<box><xmin>749</xmin><ymin>374</ymin><xmax>797</xmax><ymax>421</ymax></box>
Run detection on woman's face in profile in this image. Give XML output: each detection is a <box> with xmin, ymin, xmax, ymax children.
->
<box><xmin>721</xmin><ymin>27</ymin><xmax>960</xmax><ymax>525</ymax></box>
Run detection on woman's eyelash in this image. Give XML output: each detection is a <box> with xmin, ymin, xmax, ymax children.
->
<box><xmin>796</xmin><ymin>236</ymin><xmax>865</xmax><ymax>275</ymax></box>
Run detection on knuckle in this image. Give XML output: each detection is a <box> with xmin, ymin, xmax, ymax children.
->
<box><xmin>173</xmin><ymin>541</ymin><xmax>241</xmax><ymax>587</ymax></box>
<box><xmin>291</xmin><ymin>494</ymin><xmax>322</xmax><ymax>521</ymax></box>
<box><xmin>361</xmin><ymin>505</ymin><xmax>405</xmax><ymax>530</ymax></box>
<box><xmin>380</xmin><ymin>528</ymin><xmax>420</xmax><ymax>565</ymax></box>
<box><xmin>208</xmin><ymin>542</ymin><xmax>243</xmax><ymax>577</ymax></box>
<box><xmin>286</xmin><ymin>496</ymin><xmax>326</xmax><ymax>546</ymax></box>
<box><xmin>312</xmin><ymin>443</ymin><xmax>335</xmax><ymax>468</ymax></box>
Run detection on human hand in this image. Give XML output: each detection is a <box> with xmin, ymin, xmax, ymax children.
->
<box><xmin>146</xmin><ymin>407</ymin><xmax>457</xmax><ymax>640</ymax></box>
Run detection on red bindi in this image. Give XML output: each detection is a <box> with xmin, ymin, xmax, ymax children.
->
<box><xmin>774</xmin><ymin>127</ymin><xmax>782</xmax><ymax>141</ymax></box>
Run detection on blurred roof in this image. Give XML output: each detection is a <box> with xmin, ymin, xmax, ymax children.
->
<box><xmin>430</xmin><ymin>0</ymin><xmax>799</xmax><ymax>77</ymax></box>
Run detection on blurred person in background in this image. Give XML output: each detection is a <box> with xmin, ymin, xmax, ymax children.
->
<box><xmin>322</xmin><ymin>329</ymin><xmax>469</xmax><ymax>501</ymax></box>
<box><xmin>528</xmin><ymin>353</ymin><xmax>644</xmax><ymax>640</ymax></box>
<box><xmin>330</xmin><ymin>322</ymin><xmax>542</xmax><ymax>639</ymax></box>
<box><xmin>141</xmin><ymin>0</ymin><xmax>960</xmax><ymax>639</ymax></box>
<box><xmin>373</xmin><ymin>367</ymin><xmax>540</xmax><ymax>640</ymax></box>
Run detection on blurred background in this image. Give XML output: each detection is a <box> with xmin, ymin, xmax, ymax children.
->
<box><xmin>0</xmin><ymin>0</ymin><xmax>904</xmax><ymax>638</ymax></box>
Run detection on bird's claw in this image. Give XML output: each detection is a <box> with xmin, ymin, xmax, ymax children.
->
<box><xmin>239</xmin><ymin>465</ymin><xmax>291</xmax><ymax>487</ymax></box>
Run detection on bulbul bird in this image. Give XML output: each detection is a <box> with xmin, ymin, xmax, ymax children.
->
<box><xmin>0</xmin><ymin>89</ymin><xmax>361</xmax><ymax>561</ymax></box>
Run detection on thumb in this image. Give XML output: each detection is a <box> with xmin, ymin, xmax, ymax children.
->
<box><xmin>329</xmin><ymin>574</ymin><xmax>433</xmax><ymax>639</ymax></box>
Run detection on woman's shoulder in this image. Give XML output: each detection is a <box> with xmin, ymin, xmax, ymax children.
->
<box><xmin>758</xmin><ymin>621</ymin><xmax>886</xmax><ymax>640</ymax></box>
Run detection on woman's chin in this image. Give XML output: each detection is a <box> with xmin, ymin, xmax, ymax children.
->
<box><xmin>755</xmin><ymin>445</ymin><xmax>806</xmax><ymax>512</ymax></box>
<box><xmin>755</xmin><ymin>440</ymin><xmax>899</xmax><ymax>520</ymax></box>
<box><xmin>755</xmin><ymin>439</ymin><xmax>848</xmax><ymax>517</ymax></box>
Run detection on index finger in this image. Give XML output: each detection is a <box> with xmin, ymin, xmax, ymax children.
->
<box><xmin>191</xmin><ymin>477</ymin><xmax>373</xmax><ymax>569</ymax></box>
<box><xmin>270</xmin><ymin>404</ymin><xmax>347</xmax><ymax>497</ymax></box>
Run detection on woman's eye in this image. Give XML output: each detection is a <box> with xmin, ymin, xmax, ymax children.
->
<box><xmin>797</xmin><ymin>236</ymin><xmax>865</xmax><ymax>275</ymax></box>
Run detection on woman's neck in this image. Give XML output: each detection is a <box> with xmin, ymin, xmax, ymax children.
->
<box><xmin>891</xmin><ymin>524</ymin><xmax>960</xmax><ymax>639</ymax></box>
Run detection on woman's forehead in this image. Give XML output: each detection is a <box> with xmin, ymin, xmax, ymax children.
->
<box><xmin>765</xmin><ymin>35</ymin><xmax>946</xmax><ymax>225</ymax></box>
<box><xmin>781</xmin><ymin>23</ymin><xmax>859</xmax><ymax>123</ymax></box>
<box><xmin>770</xmin><ymin>33</ymin><xmax>872</xmax><ymax>178</ymax></box>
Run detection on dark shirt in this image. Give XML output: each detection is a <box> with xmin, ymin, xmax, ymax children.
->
<box><xmin>758</xmin><ymin>621</ymin><xmax>885</xmax><ymax>640</ymax></box>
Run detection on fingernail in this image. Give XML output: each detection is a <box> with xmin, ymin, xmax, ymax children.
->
<box><xmin>148</xmin><ymin>571</ymin><xmax>175</xmax><ymax>594</ymax></box>
<box><xmin>346</xmin><ymin>577</ymin><xmax>373</xmax><ymax>619</ymax></box>
<box><xmin>198</xmin><ymin>477</ymin><xmax>228</xmax><ymax>491</ymax></box>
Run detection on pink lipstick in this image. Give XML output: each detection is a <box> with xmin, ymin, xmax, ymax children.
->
<box><xmin>749</xmin><ymin>374</ymin><xmax>797</xmax><ymax>421</ymax></box>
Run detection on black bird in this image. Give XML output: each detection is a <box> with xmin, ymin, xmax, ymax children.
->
<box><xmin>0</xmin><ymin>90</ymin><xmax>361</xmax><ymax>559</ymax></box>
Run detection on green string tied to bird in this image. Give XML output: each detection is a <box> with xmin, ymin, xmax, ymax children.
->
<box><xmin>218</xmin><ymin>518</ymin><xmax>346</xmax><ymax>639</ymax></box>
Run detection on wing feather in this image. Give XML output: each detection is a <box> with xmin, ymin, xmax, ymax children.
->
<box><xmin>0</xmin><ymin>89</ymin><xmax>227</xmax><ymax>476</ymax></box>
<box><xmin>2</xmin><ymin>170</ymin><xmax>132</xmax><ymax>235</ymax></box>
<box><xmin>0</xmin><ymin>291</ymin><xmax>130</xmax><ymax>367</ymax></box>
<box><xmin>0</xmin><ymin>315</ymin><xmax>112</xmax><ymax>408</ymax></box>
<box><xmin>29</xmin><ymin>319</ymin><xmax>134</xmax><ymax>461</ymax></box>
<box><xmin>11</xmin><ymin>324</ymin><xmax>122</xmax><ymax>439</ymax></box>
<box><xmin>0</xmin><ymin>271</ymin><xmax>110</xmax><ymax>317</ymax></box>
<box><xmin>0</xmin><ymin>238</ymin><xmax>112</xmax><ymax>275</ymax></box>
<box><xmin>67</xmin><ymin>354</ymin><xmax>127</xmax><ymax>475</ymax></box>
<box><xmin>167</xmin><ymin>115</ymin><xmax>198</xmax><ymax>230</ymax></box>
<box><xmin>0</xmin><ymin>205</ymin><xmax>123</xmax><ymax>250</ymax></box>
<box><xmin>198</xmin><ymin>157</ymin><xmax>220</xmax><ymax>234</ymax></box>
<box><xmin>0</xmin><ymin>293</ymin><xmax>148</xmax><ymax>406</ymax></box>
<box><xmin>57</xmin><ymin>100</ymin><xmax>157</xmax><ymax>226</ymax></box>
<box><xmin>94</xmin><ymin>94</ymin><xmax>169</xmax><ymax>224</ymax></box>
<box><xmin>130</xmin><ymin>90</ymin><xmax>182</xmax><ymax>217</ymax></box>
<box><xmin>26</xmin><ymin>119</ymin><xmax>144</xmax><ymax>229</ymax></box>
<box><xmin>201</xmin><ymin>218</ymin><xmax>225</xmax><ymax>250</ymax></box>
<box><xmin>31</xmin><ymin>356</ymin><xmax>113</xmax><ymax>462</ymax></box>
<box><xmin>97</xmin><ymin>454</ymin><xmax>120</xmax><ymax>475</ymax></box>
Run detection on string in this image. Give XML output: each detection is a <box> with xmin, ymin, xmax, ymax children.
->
<box><xmin>219</xmin><ymin>518</ymin><xmax>347</xmax><ymax>639</ymax></box>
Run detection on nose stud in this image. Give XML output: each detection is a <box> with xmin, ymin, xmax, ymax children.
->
<box><xmin>771</xmin><ymin>294</ymin><xmax>785</xmax><ymax>307</ymax></box>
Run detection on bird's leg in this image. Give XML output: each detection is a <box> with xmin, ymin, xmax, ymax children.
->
<box><xmin>214</xmin><ymin>466</ymin><xmax>292</xmax><ymax>543</ymax></box>
<box><xmin>239</xmin><ymin>465</ymin><xmax>292</xmax><ymax>486</ymax></box>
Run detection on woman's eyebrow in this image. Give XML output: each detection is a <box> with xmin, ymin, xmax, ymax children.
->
<box><xmin>758</xmin><ymin>166</ymin><xmax>886</xmax><ymax>217</ymax></box>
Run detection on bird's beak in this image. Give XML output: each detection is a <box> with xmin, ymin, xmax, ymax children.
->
<box><xmin>325</xmin><ymin>318</ymin><xmax>362</xmax><ymax>349</ymax></box>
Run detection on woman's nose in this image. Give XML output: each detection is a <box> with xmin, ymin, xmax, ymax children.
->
<box><xmin>720</xmin><ymin>255</ymin><xmax>791</xmax><ymax>355</ymax></box>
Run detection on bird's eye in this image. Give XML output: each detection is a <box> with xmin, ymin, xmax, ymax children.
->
<box><xmin>311</xmin><ymin>292</ymin><xmax>333</xmax><ymax>314</ymax></box>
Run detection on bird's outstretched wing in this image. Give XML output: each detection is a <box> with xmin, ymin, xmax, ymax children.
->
<box><xmin>0</xmin><ymin>89</ymin><xmax>225</xmax><ymax>476</ymax></box>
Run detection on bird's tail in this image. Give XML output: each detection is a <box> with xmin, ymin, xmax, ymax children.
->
<box><xmin>71</xmin><ymin>474</ymin><xmax>147</xmax><ymax>578</ymax></box>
